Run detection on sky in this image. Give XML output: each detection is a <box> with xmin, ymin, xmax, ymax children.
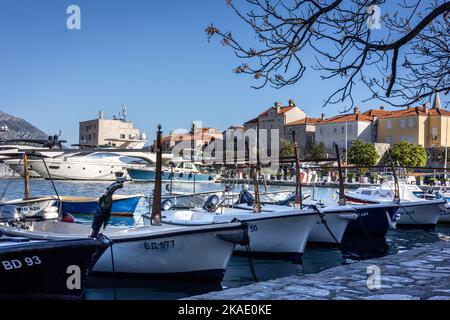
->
<box><xmin>0</xmin><ymin>0</ymin><xmax>446</xmax><ymax>145</ymax></box>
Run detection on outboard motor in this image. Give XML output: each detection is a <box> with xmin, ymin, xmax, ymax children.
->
<box><xmin>236</xmin><ymin>190</ymin><xmax>255</xmax><ymax>206</ymax></box>
<box><xmin>161</xmin><ymin>199</ymin><xmax>173</xmax><ymax>211</ymax></box>
<box><xmin>203</xmin><ymin>194</ymin><xmax>220</xmax><ymax>212</ymax></box>
<box><xmin>0</xmin><ymin>205</ymin><xmax>21</xmax><ymax>224</ymax></box>
<box><xmin>90</xmin><ymin>180</ymin><xmax>124</xmax><ymax>238</ymax></box>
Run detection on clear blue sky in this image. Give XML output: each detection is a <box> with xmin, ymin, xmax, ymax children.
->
<box><xmin>0</xmin><ymin>0</ymin><xmax>445</xmax><ymax>144</ymax></box>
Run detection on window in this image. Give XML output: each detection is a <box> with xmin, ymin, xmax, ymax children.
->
<box><xmin>319</xmin><ymin>128</ymin><xmax>323</xmax><ymax>135</ymax></box>
<box><xmin>387</xmin><ymin>120</ymin><xmax>392</xmax><ymax>129</ymax></box>
<box><xmin>88</xmin><ymin>134</ymin><xmax>92</xmax><ymax>140</ymax></box>
<box><xmin>432</xmin><ymin>127</ymin><xmax>438</xmax><ymax>139</ymax></box>
<box><xmin>409</xmin><ymin>119</ymin><xmax>414</xmax><ymax>128</ymax></box>
<box><xmin>120</xmin><ymin>134</ymin><xmax>126</xmax><ymax>139</ymax></box>
<box><xmin>333</xmin><ymin>127</ymin><xmax>337</xmax><ymax>134</ymax></box>
<box><xmin>407</xmin><ymin>136</ymin><xmax>414</xmax><ymax>143</ymax></box>
<box><xmin>387</xmin><ymin>136</ymin><xmax>393</xmax><ymax>144</ymax></box>
<box><xmin>400</xmin><ymin>135</ymin><xmax>405</xmax><ymax>141</ymax></box>
<box><xmin>341</xmin><ymin>126</ymin><xmax>345</xmax><ymax>134</ymax></box>
<box><xmin>400</xmin><ymin>119</ymin><xmax>406</xmax><ymax>129</ymax></box>
<box><xmin>348</xmin><ymin>125</ymin><xmax>352</xmax><ymax>134</ymax></box>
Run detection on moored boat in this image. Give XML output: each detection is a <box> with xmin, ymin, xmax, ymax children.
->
<box><xmin>59</xmin><ymin>194</ymin><xmax>143</xmax><ymax>217</ymax></box>
<box><xmin>0</xmin><ymin>235</ymin><xmax>109</xmax><ymax>299</ymax></box>
<box><xmin>345</xmin><ymin>183</ymin><xmax>445</xmax><ymax>227</ymax></box>
<box><xmin>128</xmin><ymin>161</ymin><xmax>216</xmax><ymax>182</ymax></box>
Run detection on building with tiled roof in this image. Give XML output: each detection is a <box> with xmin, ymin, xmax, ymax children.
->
<box><xmin>376</xmin><ymin>93</ymin><xmax>450</xmax><ymax>147</ymax></box>
<box><xmin>243</xmin><ymin>99</ymin><xmax>314</xmax><ymax>149</ymax></box>
<box><xmin>314</xmin><ymin>107</ymin><xmax>377</xmax><ymax>151</ymax></box>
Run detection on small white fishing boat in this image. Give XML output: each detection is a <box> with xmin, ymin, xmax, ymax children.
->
<box><xmin>0</xmin><ymin>219</ymin><xmax>245</xmax><ymax>283</ymax></box>
<box><xmin>153</xmin><ymin>201</ymin><xmax>319</xmax><ymax>258</ymax></box>
<box><xmin>0</xmin><ymin>196</ymin><xmax>58</xmax><ymax>218</ymax></box>
<box><xmin>161</xmin><ymin>189</ymin><xmax>294</xmax><ymax>209</ymax></box>
<box><xmin>345</xmin><ymin>182</ymin><xmax>445</xmax><ymax>227</ymax></box>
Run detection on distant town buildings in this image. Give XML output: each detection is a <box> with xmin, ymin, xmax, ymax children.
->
<box><xmin>161</xmin><ymin>124</ymin><xmax>223</xmax><ymax>156</ymax></box>
<box><xmin>79</xmin><ymin>107</ymin><xmax>147</xmax><ymax>149</ymax></box>
<box><xmin>376</xmin><ymin>93</ymin><xmax>449</xmax><ymax>148</ymax></box>
<box><xmin>237</xmin><ymin>92</ymin><xmax>447</xmax><ymax>155</ymax></box>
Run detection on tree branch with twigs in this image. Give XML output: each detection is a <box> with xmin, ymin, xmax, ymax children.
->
<box><xmin>206</xmin><ymin>0</ymin><xmax>450</xmax><ymax>110</ymax></box>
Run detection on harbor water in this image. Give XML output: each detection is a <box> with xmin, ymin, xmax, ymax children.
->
<box><xmin>1</xmin><ymin>178</ymin><xmax>449</xmax><ymax>300</ymax></box>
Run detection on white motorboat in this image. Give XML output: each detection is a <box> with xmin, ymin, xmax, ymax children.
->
<box><xmin>28</xmin><ymin>151</ymin><xmax>154</xmax><ymax>181</ymax></box>
<box><xmin>0</xmin><ymin>220</ymin><xmax>245</xmax><ymax>283</ymax></box>
<box><xmin>0</xmin><ymin>178</ymin><xmax>246</xmax><ymax>284</ymax></box>
<box><xmin>161</xmin><ymin>189</ymin><xmax>294</xmax><ymax>209</ymax></box>
<box><xmin>152</xmin><ymin>202</ymin><xmax>319</xmax><ymax>258</ymax></box>
<box><xmin>0</xmin><ymin>196</ymin><xmax>58</xmax><ymax>218</ymax></box>
<box><xmin>345</xmin><ymin>182</ymin><xmax>445</xmax><ymax>227</ymax></box>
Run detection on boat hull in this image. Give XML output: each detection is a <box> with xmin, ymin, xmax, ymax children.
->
<box><xmin>60</xmin><ymin>195</ymin><xmax>142</xmax><ymax>217</ymax></box>
<box><xmin>128</xmin><ymin>168</ymin><xmax>215</xmax><ymax>182</ymax></box>
<box><xmin>0</xmin><ymin>197</ymin><xmax>57</xmax><ymax>217</ymax></box>
<box><xmin>0</xmin><ymin>238</ymin><xmax>109</xmax><ymax>299</ymax></box>
<box><xmin>220</xmin><ymin>213</ymin><xmax>318</xmax><ymax>256</ymax></box>
<box><xmin>29</xmin><ymin>160</ymin><xmax>127</xmax><ymax>181</ymax></box>
<box><xmin>396</xmin><ymin>201</ymin><xmax>445</xmax><ymax>226</ymax></box>
<box><xmin>308</xmin><ymin>212</ymin><xmax>357</xmax><ymax>244</ymax></box>
<box><xmin>0</xmin><ymin>222</ymin><xmax>243</xmax><ymax>284</ymax></box>
<box><xmin>346</xmin><ymin>204</ymin><xmax>400</xmax><ymax>237</ymax></box>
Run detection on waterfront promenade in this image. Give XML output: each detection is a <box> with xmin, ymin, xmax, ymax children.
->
<box><xmin>189</xmin><ymin>240</ymin><xmax>450</xmax><ymax>300</ymax></box>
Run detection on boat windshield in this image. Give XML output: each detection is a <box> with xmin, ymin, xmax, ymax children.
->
<box><xmin>85</xmin><ymin>153</ymin><xmax>121</xmax><ymax>159</ymax></box>
<box><xmin>119</xmin><ymin>156</ymin><xmax>150</xmax><ymax>165</ymax></box>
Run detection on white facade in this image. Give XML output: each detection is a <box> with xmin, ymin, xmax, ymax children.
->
<box><xmin>315</xmin><ymin>120</ymin><xmax>373</xmax><ymax>151</ymax></box>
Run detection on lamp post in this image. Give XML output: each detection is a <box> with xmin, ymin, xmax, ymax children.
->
<box><xmin>445</xmin><ymin>116</ymin><xmax>448</xmax><ymax>181</ymax></box>
<box><xmin>345</xmin><ymin>121</ymin><xmax>348</xmax><ymax>177</ymax></box>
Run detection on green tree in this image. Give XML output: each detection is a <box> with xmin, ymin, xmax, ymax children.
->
<box><xmin>389</xmin><ymin>141</ymin><xmax>427</xmax><ymax>167</ymax></box>
<box><xmin>305</xmin><ymin>142</ymin><xmax>326</xmax><ymax>161</ymax></box>
<box><xmin>280</xmin><ymin>138</ymin><xmax>295</xmax><ymax>158</ymax></box>
<box><xmin>347</xmin><ymin>140</ymin><xmax>379</xmax><ymax>167</ymax></box>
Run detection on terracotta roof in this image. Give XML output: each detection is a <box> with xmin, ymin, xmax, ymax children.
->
<box><xmin>427</xmin><ymin>108</ymin><xmax>450</xmax><ymax>116</ymax></box>
<box><xmin>373</xmin><ymin>105</ymin><xmax>450</xmax><ymax>119</ymax></box>
<box><xmin>244</xmin><ymin>117</ymin><xmax>259</xmax><ymax>125</ymax></box>
<box><xmin>287</xmin><ymin>117</ymin><xmax>323</xmax><ymax>126</ymax></box>
<box><xmin>362</xmin><ymin>109</ymin><xmax>392</xmax><ymax>117</ymax></box>
<box><xmin>319</xmin><ymin>113</ymin><xmax>374</xmax><ymax>124</ymax></box>
<box><xmin>259</xmin><ymin>106</ymin><xmax>296</xmax><ymax>117</ymax></box>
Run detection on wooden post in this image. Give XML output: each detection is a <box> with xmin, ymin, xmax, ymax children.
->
<box><xmin>291</xmin><ymin>130</ymin><xmax>302</xmax><ymax>208</ymax></box>
<box><xmin>252</xmin><ymin>165</ymin><xmax>261</xmax><ymax>213</ymax></box>
<box><xmin>23</xmin><ymin>153</ymin><xmax>30</xmax><ymax>200</ymax></box>
<box><xmin>169</xmin><ymin>164</ymin><xmax>174</xmax><ymax>196</ymax></box>
<box><xmin>391</xmin><ymin>163</ymin><xmax>400</xmax><ymax>202</ymax></box>
<box><xmin>335</xmin><ymin>144</ymin><xmax>346</xmax><ymax>206</ymax></box>
<box><xmin>151</xmin><ymin>125</ymin><xmax>163</xmax><ymax>226</ymax></box>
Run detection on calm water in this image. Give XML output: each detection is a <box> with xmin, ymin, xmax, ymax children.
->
<box><xmin>1</xmin><ymin>178</ymin><xmax>449</xmax><ymax>300</ymax></box>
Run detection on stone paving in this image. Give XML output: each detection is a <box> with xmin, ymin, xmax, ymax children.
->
<box><xmin>188</xmin><ymin>241</ymin><xmax>450</xmax><ymax>300</ymax></box>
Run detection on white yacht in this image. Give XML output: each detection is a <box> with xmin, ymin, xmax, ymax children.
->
<box><xmin>28</xmin><ymin>151</ymin><xmax>154</xmax><ymax>181</ymax></box>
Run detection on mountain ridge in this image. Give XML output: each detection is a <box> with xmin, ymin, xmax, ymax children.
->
<box><xmin>0</xmin><ymin>110</ymin><xmax>48</xmax><ymax>141</ymax></box>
